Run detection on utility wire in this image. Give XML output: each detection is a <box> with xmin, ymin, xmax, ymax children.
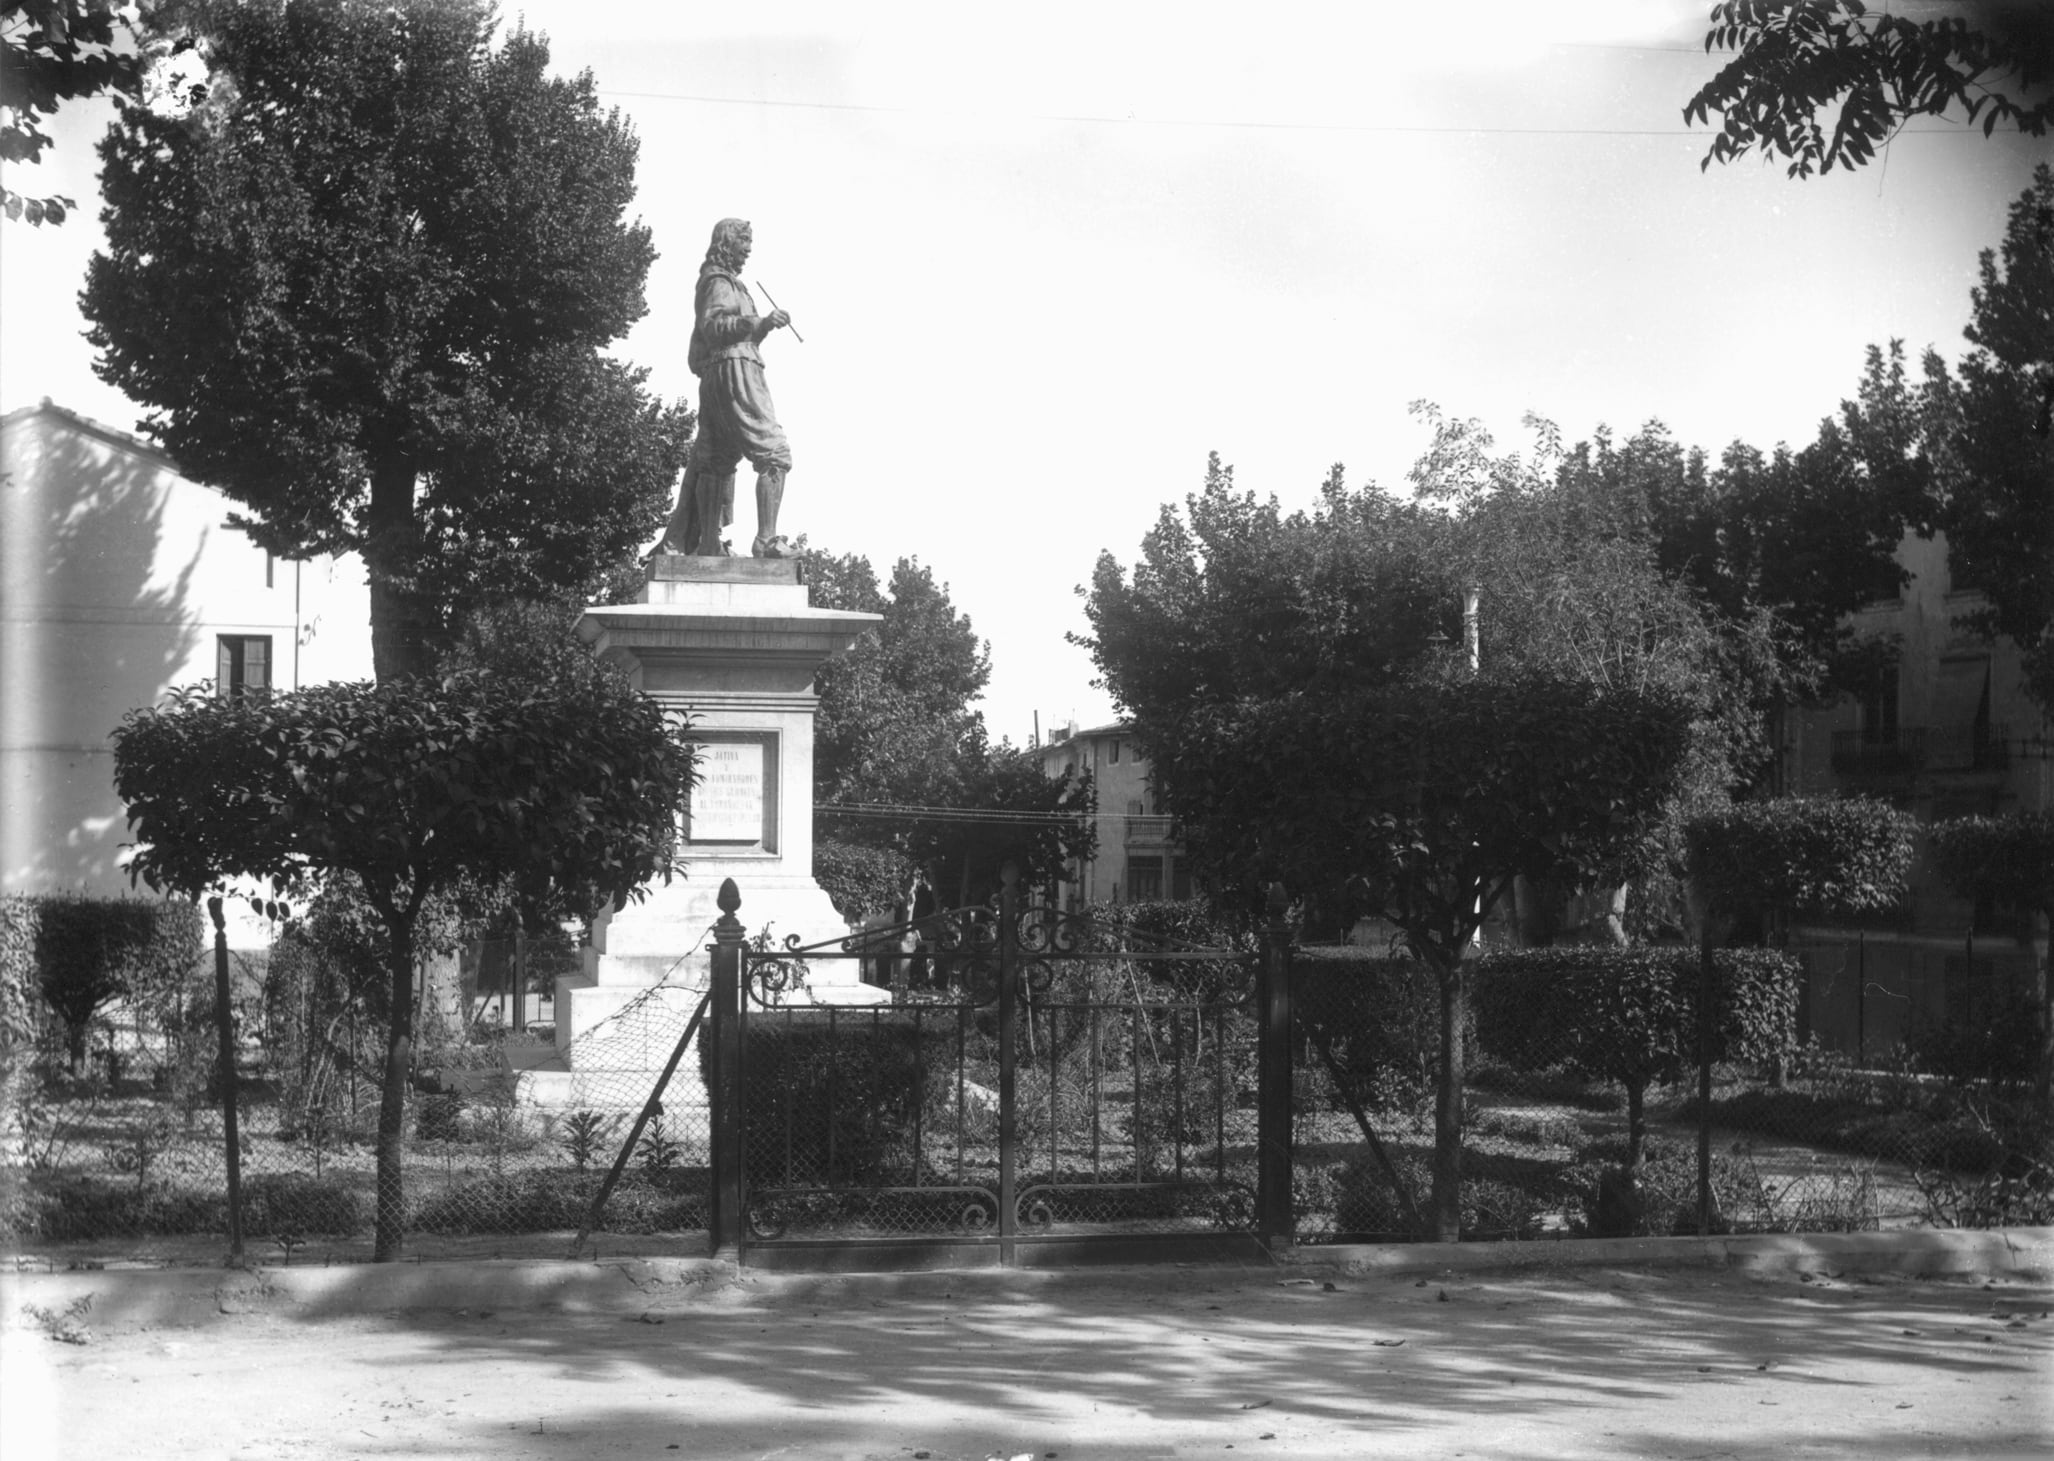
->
<box><xmin>596</xmin><ymin>86</ymin><xmax>1988</xmax><ymax>140</ymax></box>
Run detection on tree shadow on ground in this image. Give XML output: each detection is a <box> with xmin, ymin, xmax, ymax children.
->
<box><xmin>283</xmin><ymin>1262</ymin><xmax>2053</xmax><ymax>1459</ymax></box>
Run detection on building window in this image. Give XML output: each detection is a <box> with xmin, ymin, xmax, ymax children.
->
<box><xmin>1126</xmin><ymin>855</ymin><xmax>1163</xmax><ymax>901</ymax></box>
<box><xmin>1108</xmin><ymin>739</ymin><xmax>1121</xmax><ymax>764</ymax></box>
<box><xmin>217</xmin><ymin>635</ymin><xmax>272</xmax><ymax>697</ymax></box>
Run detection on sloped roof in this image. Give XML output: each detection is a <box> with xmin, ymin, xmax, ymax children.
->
<box><xmin>0</xmin><ymin>399</ymin><xmax>183</xmax><ymax>476</ymax></box>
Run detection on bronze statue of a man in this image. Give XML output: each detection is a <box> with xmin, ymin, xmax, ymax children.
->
<box><xmin>659</xmin><ymin>217</ymin><xmax>796</xmax><ymax>558</ymax></box>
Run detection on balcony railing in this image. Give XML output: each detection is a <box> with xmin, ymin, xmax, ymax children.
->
<box><xmin>1830</xmin><ymin>727</ymin><xmax>1926</xmax><ymax>777</ymax></box>
<box><xmin>1926</xmin><ymin>723</ymin><xmax>2009</xmax><ymax>773</ymax></box>
<box><xmin>1124</xmin><ymin>815</ymin><xmax>1177</xmax><ymax>845</ymax></box>
<box><xmin>1830</xmin><ymin>725</ymin><xmax>2011</xmax><ymax>778</ymax></box>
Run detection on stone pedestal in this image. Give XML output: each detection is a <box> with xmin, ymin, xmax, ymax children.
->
<box><xmin>537</xmin><ymin>557</ymin><xmax>886</xmax><ymax>1098</ymax></box>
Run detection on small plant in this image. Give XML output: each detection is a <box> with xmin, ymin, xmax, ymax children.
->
<box><xmin>20</xmin><ymin>1294</ymin><xmax>94</xmax><ymax>1345</ymax></box>
<box><xmin>558</xmin><ymin>1110</ymin><xmax>617</xmax><ymax>1172</ymax></box>
<box><xmin>416</xmin><ymin>1092</ymin><xmax>465</xmax><ymax>1142</ymax></box>
<box><xmin>637</xmin><ymin>1113</ymin><xmax>681</xmax><ymax>1173</ymax></box>
<box><xmin>104</xmin><ymin>1112</ymin><xmax>179</xmax><ymax>1192</ymax></box>
<box><xmin>469</xmin><ymin>1083</ymin><xmax>531</xmax><ymax>1176</ymax></box>
<box><xmin>299</xmin><ymin>1101</ymin><xmax>336</xmax><ymax>1179</ymax></box>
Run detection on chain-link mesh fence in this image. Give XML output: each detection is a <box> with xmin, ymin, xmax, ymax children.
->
<box><xmin>7</xmin><ymin>917</ymin><xmax>2046</xmax><ymax>1265</ymax></box>
<box><xmin>1291</xmin><ymin>942</ymin><xmax>2052</xmax><ymax>1243</ymax></box>
<box><xmin>735</xmin><ymin>925</ymin><xmax>1263</xmax><ymax>1245</ymax></box>
<box><xmin>3</xmin><ymin>930</ymin><xmax>712</xmax><ymax>1264</ymax></box>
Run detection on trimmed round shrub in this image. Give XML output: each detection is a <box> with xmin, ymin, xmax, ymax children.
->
<box><xmin>240</xmin><ymin>1172</ymin><xmax>366</xmax><ymax>1236</ymax></box>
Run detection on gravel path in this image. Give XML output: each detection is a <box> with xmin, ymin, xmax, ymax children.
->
<box><xmin>6</xmin><ymin>1259</ymin><xmax>2050</xmax><ymax>1459</ymax></box>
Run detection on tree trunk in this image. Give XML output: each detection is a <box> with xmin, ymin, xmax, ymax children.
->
<box><xmin>66</xmin><ymin>1021</ymin><xmax>89</xmax><ymax>1080</ymax></box>
<box><xmin>372</xmin><ymin>915</ymin><xmax>417</xmax><ymax>1262</ymax></box>
<box><xmin>1431</xmin><ymin>960</ymin><xmax>1466</xmax><ymax>1242</ymax></box>
<box><xmin>365</xmin><ymin>455</ymin><xmax>427</xmax><ymax>682</ymax></box>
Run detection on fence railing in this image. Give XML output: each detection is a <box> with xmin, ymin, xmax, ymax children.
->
<box><xmin>5</xmin><ymin>903</ymin><xmax>2047</xmax><ymax>1263</ymax></box>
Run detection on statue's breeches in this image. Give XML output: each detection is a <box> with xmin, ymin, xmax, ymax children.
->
<box><xmin>695</xmin><ymin>357</ymin><xmax>792</xmax><ymax>476</ymax></box>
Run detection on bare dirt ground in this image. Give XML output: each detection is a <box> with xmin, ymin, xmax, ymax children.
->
<box><xmin>4</xmin><ymin>1260</ymin><xmax>2050</xmax><ymax>1461</ymax></box>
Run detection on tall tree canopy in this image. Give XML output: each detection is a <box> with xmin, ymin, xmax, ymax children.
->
<box><xmin>806</xmin><ymin>549</ymin><xmax>1093</xmax><ymax>906</ymax></box>
<box><xmin>82</xmin><ymin>0</ymin><xmax>690</xmax><ymax>679</ymax></box>
<box><xmin>1685</xmin><ymin>0</ymin><xmax>2054</xmax><ymax>177</ymax></box>
<box><xmin>112</xmin><ymin>667</ymin><xmax>698</xmax><ymax>1259</ymax></box>
<box><xmin>1943</xmin><ymin>164</ymin><xmax>2054</xmax><ymax>708</ymax></box>
<box><xmin>1824</xmin><ymin>168</ymin><xmax>2054</xmax><ymax>711</ymax></box>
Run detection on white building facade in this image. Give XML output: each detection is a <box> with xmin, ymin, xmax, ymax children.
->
<box><xmin>1</xmin><ymin>402</ymin><xmax>373</xmax><ymax>932</ymax></box>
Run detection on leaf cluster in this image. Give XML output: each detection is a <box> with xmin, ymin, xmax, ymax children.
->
<box><xmin>110</xmin><ymin>668</ymin><xmax>698</xmax><ymax>929</ymax></box>
<box><xmin>10</xmin><ymin>892</ymin><xmax>203</xmax><ymax>1041</ymax></box>
<box><xmin>1476</xmin><ymin>945</ymin><xmax>1801</xmax><ymax>1091</ymax></box>
<box><xmin>2</xmin><ymin>0</ymin><xmax>146</xmax><ymax>222</ymax></box>
<box><xmin>81</xmin><ymin>0</ymin><xmax>688</xmax><ymax>669</ymax></box>
<box><xmin>1686</xmin><ymin>1</ymin><xmax>2054</xmax><ymax>177</ymax></box>
<box><xmin>1162</xmin><ymin>673</ymin><xmax>1696</xmax><ymax>968</ymax></box>
<box><xmin>1928</xmin><ymin>810</ymin><xmax>2054</xmax><ymax>916</ymax></box>
<box><xmin>1685</xmin><ymin>795</ymin><xmax>1916</xmax><ymax>921</ymax></box>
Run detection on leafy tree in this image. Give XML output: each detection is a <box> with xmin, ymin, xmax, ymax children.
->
<box><xmin>23</xmin><ymin>893</ymin><xmax>202</xmax><ymax>1075</ymax></box>
<box><xmin>1938</xmin><ymin>165</ymin><xmax>2054</xmax><ymax>708</ymax></box>
<box><xmin>110</xmin><ymin>668</ymin><xmax>697</xmax><ymax>1259</ymax></box>
<box><xmin>806</xmin><ymin>549</ymin><xmax>1095</xmax><ymax>906</ymax></box>
<box><xmin>1082</xmin><ymin>453</ymin><xmax>1457</xmax><ymax>721</ymax></box>
<box><xmin>81</xmin><ymin>0</ymin><xmax>690</xmax><ymax>680</ymax></box>
<box><xmin>1681</xmin><ymin>795</ymin><xmax>1914</xmax><ymax>1229</ymax></box>
<box><xmin>1686</xmin><ymin>796</ymin><xmax>1917</xmax><ymax>933</ymax></box>
<box><xmin>812</xmin><ymin>841</ymin><xmax>919</xmax><ymax>925</ymax></box>
<box><xmin>1685</xmin><ymin>0</ymin><xmax>2054</xmax><ymax>177</ymax></box>
<box><xmin>1476</xmin><ymin>946</ymin><xmax>1800</xmax><ymax>1175</ymax></box>
<box><xmin>1157</xmin><ymin>673</ymin><xmax>1697</xmax><ymax>1240</ymax></box>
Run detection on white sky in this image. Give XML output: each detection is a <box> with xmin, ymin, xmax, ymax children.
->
<box><xmin>1</xmin><ymin>0</ymin><xmax>2044</xmax><ymax>743</ymax></box>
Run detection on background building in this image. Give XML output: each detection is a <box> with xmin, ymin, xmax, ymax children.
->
<box><xmin>1037</xmin><ymin>720</ymin><xmax>1187</xmax><ymax>907</ymax></box>
<box><xmin>1781</xmin><ymin>529</ymin><xmax>2051</xmax><ymax>1061</ymax></box>
<box><xmin>2</xmin><ymin>401</ymin><xmax>373</xmax><ymax>937</ymax></box>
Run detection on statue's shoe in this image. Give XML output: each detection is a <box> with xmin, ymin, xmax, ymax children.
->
<box><xmin>752</xmin><ymin>535</ymin><xmax>793</xmax><ymax>559</ymax></box>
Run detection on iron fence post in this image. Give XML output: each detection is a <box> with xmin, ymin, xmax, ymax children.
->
<box><xmin>1696</xmin><ymin>928</ymin><xmax>1715</xmax><ymax>1237</ymax></box>
<box><xmin>710</xmin><ymin>879</ymin><xmax>745</xmax><ymax>1255</ymax></box>
<box><xmin>1257</xmin><ymin>882</ymin><xmax>1294</xmax><ymax>1253</ymax></box>
<box><xmin>998</xmin><ymin>863</ymin><xmax>1019</xmax><ymax>1264</ymax></box>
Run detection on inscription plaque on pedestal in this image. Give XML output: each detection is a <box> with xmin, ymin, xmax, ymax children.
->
<box><xmin>690</xmin><ymin>740</ymin><xmax>767</xmax><ymax>843</ymax></box>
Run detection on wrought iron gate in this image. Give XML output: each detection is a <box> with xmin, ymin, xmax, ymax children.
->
<box><xmin>706</xmin><ymin>870</ymin><xmax>1293</xmax><ymax>1267</ymax></box>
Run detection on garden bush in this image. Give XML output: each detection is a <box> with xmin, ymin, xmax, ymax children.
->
<box><xmin>12</xmin><ymin>893</ymin><xmax>205</xmax><ymax>1076</ymax></box>
<box><xmin>1475</xmin><ymin>945</ymin><xmax>1800</xmax><ymax>1169</ymax></box>
<box><xmin>239</xmin><ymin>1171</ymin><xmax>366</xmax><ymax>1236</ymax></box>
<box><xmin>813</xmin><ymin>840</ymin><xmax>919</xmax><ymax>924</ymax></box>
<box><xmin>715</xmin><ymin>1011</ymin><xmax>942</xmax><ymax>1185</ymax></box>
<box><xmin>1296</xmin><ymin>1152</ymin><xmax>1551</xmax><ymax>1241</ymax></box>
<box><xmin>410</xmin><ymin>1169</ymin><xmax>703</xmax><ymax>1235</ymax></box>
<box><xmin>1903</xmin><ymin>991</ymin><xmax>2044</xmax><ymax>1097</ymax></box>
<box><xmin>25</xmin><ymin>1177</ymin><xmax>225</xmax><ymax>1241</ymax></box>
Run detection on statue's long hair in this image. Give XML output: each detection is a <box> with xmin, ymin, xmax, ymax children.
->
<box><xmin>705</xmin><ymin>217</ymin><xmax>750</xmax><ymax>275</ymax></box>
